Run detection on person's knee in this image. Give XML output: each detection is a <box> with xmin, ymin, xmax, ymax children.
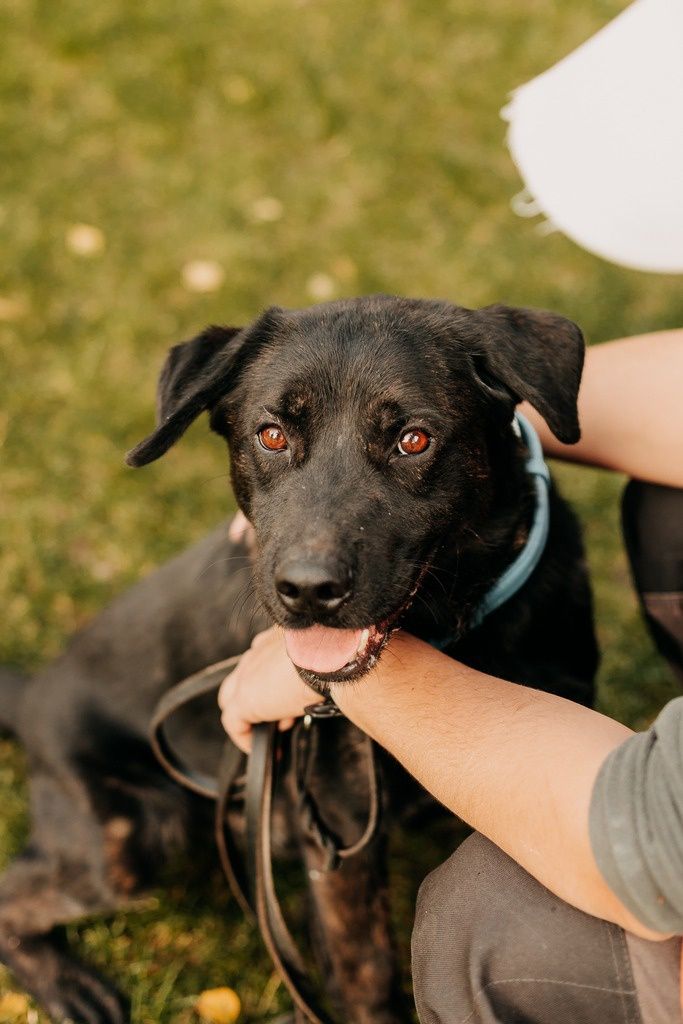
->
<box><xmin>622</xmin><ymin>480</ymin><xmax>683</xmax><ymax>591</ymax></box>
<box><xmin>411</xmin><ymin>833</ymin><xmax>640</xmax><ymax>1024</ymax></box>
<box><xmin>622</xmin><ymin>480</ymin><xmax>683</xmax><ymax>676</ymax></box>
<box><xmin>412</xmin><ymin>833</ymin><xmax>527</xmax><ymax>1023</ymax></box>
<box><xmin>413</xmin><ymin>832</ymin><xmax>549</xmax><ymax>973</ymax></box>
<box><xmin>413</xmin><ymin>832</ymin><xmax>500</xmax><ymax>938</ymax></box>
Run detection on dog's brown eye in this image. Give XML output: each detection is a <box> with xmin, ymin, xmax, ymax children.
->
<box><xmin>398</xmin><ymin>429</ymin><xmax>430</xmax><ymax>456</ymax></box>
<box><xmin>258</xmin><ymin>425</ymin><xmax>288</xmax><ymax>452</ymax></box>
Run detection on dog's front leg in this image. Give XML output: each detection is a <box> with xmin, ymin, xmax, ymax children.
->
<box><xmin>302</xmin><ymin>837</ymin><xmax>408</xmax><ymax>1024</ymax></box>
<box><xmin>287</xmin><ymin>724</ymin><xmax>410</xmax><ymax>1024</ymax></box>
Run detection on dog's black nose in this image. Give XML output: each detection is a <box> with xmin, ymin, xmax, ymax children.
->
<box><xmin>275</xmin><ymin>559</ymin><xmax>352</xmax><ymax>616</ymax></box>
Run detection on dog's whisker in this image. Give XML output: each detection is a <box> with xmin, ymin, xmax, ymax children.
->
<box><xmin>381</xmin><ymin>642</ymin><xmax>410</xmax><ymax>675</ymax></box>
<box><xmin>247</xmin><ymin>605</ymin><xmax>265</xmax><ymax>636</ymax></box>
<box><xmin>462</xmin><ymin>524</ymin><xmax>500</xmax><ymax>550</ymax></box>
<box><xmin>412</xmin><ymin>592</ymin><xmax>443</xmax><ymax>623</ymax></box>
<box><xmin>230</xmin><ymin>581</ymin><xmax>253</xmax><ymax>616</ymax></box>
<box><xmin>226</xmin><ymin>580</ymin><xmax>259</xmax><ymax>634</ymax></box>
<box><xmin>194</xmin><ymin>473</ymin><xmax>233</xmax><ymax>490</ymax></box>
<box><xmin>194</xmin><ymin>559</ymin><xmax>253</xmax><ymax>584</ymax></box>
<box><xmin>421</xmin><ymin>568</ymin><xmax>451</xmax><ymax>599</ymax></box>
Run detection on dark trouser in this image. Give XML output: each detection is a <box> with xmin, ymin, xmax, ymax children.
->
<box><xmin>412</xmin><ymin>833</ymin><xmax>681</xmax><ymax>1024</ymax></box>
<box><xmin>622</xmin><ymin>481</ymin><xmax>683</xmax><ymax>682</ymax></box>
<box><xmin>412</xmin><ymin>482</ymin><xmax>683</xmax><ymax>1024</ymax></box>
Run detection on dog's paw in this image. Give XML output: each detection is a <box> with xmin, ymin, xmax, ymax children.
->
<box><xmin>0</xmin><ymin>931</ymin><xmax>130</xmax><ymax>1024</ymax></box>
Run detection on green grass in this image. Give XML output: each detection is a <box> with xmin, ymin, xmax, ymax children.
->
<box><xmin>1</xmin><ymin>0</ymin><xmax>682</xmax><ymax>1019</ymax></box>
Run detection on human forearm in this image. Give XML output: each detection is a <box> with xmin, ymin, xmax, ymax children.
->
<box><xmin>220</xmin><ymin>628</ymin><xmax>671</xmax><ymax>939</ymax></box>
<box><xmin>521</xmin><ymin>328</ymin><xmax>683</xmax><ymax>486</ymax></box>
<box><xmin>331</xmin><ymin>633</ymin><xmax>668</xmax><ymax>940</ymax></box>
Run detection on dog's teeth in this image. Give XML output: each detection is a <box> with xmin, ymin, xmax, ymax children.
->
<box><xmin>357</xmin><ymin>628</ymin><xmax>370</xmax><ymax>654</ymax></box>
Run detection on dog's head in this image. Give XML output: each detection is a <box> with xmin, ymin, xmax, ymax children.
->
<box><xmin>127</xmin><ymin>296</ymin><xmax>583</xmax><ymax>684</ymax></box>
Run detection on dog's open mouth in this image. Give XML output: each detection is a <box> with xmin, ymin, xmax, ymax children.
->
<box><xmin>283</xmin><ymin>563</ymin><xmax>431</xmax><ymax>685</ymax></box>
<box><xmin>284</xmin><ymin>624</ymin><xmax>390</xmax><ymax>684</ymax></box>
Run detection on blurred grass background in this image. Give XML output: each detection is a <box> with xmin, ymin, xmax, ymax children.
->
<box><xmin>1</xmin><ymin>0</ymin><xmax>682</xmax><ymax>1019</ymax></box>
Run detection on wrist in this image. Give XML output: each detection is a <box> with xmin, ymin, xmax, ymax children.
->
<box><xmin>330</xmin><ymin>632</ymin><xmax>439</xmax><ymax>734</ymax></box>
<box><xmin>328</xmin><ymin>662</ymin><xmax>384</xmax><ymax>733</ymax></box>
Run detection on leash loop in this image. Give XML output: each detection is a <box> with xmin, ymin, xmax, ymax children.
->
<box><xmin>150</xmin><ymin>663</ymin><xmax>379</xmax><ymax>1023</ymax></box>
<box><xmin>246</xmin><ymin>722</ymin><xmax>337</xmax><ymax>1024</ymax></box>
<box><xmin>150</xmin><ymin>656</ymin><xmax>242</xmax><ymax>799</ymax></box>
<box><xmin>294</xmin><ymin>713</ymin><xmax>382</xmax><ymax>870</ymax></box>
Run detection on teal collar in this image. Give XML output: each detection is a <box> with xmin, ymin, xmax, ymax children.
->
<box><xmin>470</xmin><ymin>413</ymin><xmax>550</xmax><ymax>628</ymax></box>
<box><xmin>431</xmin><ymin>412</ymin><xmax>551</xmax><ymax>646</ymax></box>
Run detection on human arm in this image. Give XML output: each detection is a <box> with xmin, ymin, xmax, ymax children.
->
<box><xmin>330</xmin><ymin>633</ymin><xmax>678</xmax><ymax>942</ymax></box>
<box><xmin>219</xmin><ymin>627</ymin><xmax>672</xmax><ymax>941</ymax></box>
<box><xmin>520</xmin><ymin>327</ymin><xmax>683</xmax><ymax>486</ymax></box>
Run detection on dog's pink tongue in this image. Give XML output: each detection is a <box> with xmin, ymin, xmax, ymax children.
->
<box><xmin>284</xmin><ymin>626</ymin><xmax>363</xmax><ymax>673</ymax></box>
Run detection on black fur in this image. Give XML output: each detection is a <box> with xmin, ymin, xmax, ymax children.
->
<box><xmin>0</xmin><ymin>296</ymin><xmax>598</xmax><ymax>1022</ymax></box>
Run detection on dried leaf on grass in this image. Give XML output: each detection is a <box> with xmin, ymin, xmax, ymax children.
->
<box><xmin>0</xmin><ymin>991</ymin><xmax>29</xmax><ymax>1020</ymax></box>
<box><xmin>195</xmin><ymin>986</ymin><xmax>241</xmax><ymax>1023</ymax></box>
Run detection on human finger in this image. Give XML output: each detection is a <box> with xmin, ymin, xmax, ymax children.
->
<box><xmin>221</xmin><ymin>707</ymin><xmax>253</xmax><ymax>753</ymax></box>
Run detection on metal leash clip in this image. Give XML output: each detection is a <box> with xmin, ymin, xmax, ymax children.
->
<box><xmin>303</xmin><ymin>696</ymin><xmax>343</xmax><ymax>725</ymax></box>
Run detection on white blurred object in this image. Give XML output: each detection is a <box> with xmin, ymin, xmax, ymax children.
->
<box><xmin>502</xmin><ymin>0</ymin><xmax>683</xmax><ymax>273</ymax></box>
<box><xmin>181</xmin><ymin>259</ymin><xmax>225</xmax><ymax>293</ymax></box>
<box><xmin>65</xmin><ymin>223</ymin><xmax>106</xmax><ymax>257</ymax></box>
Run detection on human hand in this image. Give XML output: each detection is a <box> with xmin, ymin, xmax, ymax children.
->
<box><xmin>218</xmin><ymin>626</ymin><xmax>322</xmax><ymax>752</ymax></box>
<box><xmin>228</xmin><ymin>510</ymin><xmax>255</xmax><ymax>546</ymax></box>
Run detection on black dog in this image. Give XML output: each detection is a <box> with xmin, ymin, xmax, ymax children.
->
<box><xmin>0</xmin><ymin>296</ymin><xmax>598</xmax><ymax>1023</ymax></box>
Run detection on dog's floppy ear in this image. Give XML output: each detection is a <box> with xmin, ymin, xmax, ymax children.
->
<box><xmin>125</xmin><ymin>325</ymin><xmax>244</xmax><ymax>467</ymax></box>
<box><xmin>469</xmin><ymin>304</ymin><xmax>585</xmax><ymax>444</ymax></box>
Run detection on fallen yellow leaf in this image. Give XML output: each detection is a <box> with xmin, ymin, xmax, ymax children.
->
<box><xmin>65</xmin><ymin>223</ymin><xmax>105</xmax><ymax>257</ymax></box>
<box><xmin>195</xmin><ymin>987</ymin><xmax>241</xmax><ymax>1023</ymax></box>
<box><xmin>0</xmin><ymin>991</ymin><xmax>30</xmax><ymax>1019</ymax></box>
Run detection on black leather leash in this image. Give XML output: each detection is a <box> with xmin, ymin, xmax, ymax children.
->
<box><xmin>150</xmin><ymin>657</ymin><xmax>382</xmax><ymax>1024</ymax></box>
